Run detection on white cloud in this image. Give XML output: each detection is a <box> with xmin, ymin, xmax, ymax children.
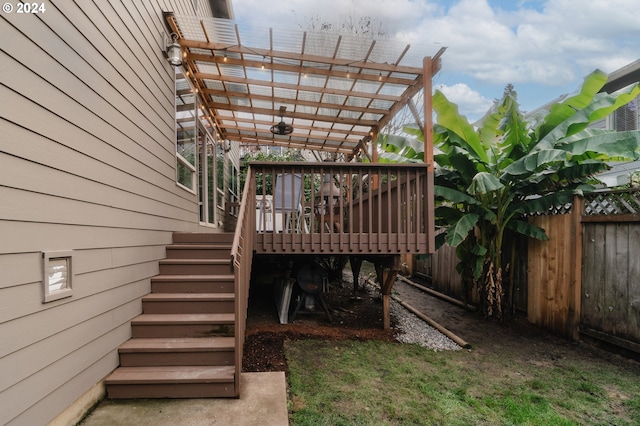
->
<box><xmin>405</xmin><ymin>0</ymin><xmax>640</xmax><ymax>87</ymax></box>
<box><xmin>230</xmin><ymin>0</ymin><xmax>640</xmax><ymax>110</ymax></box>
<box><xmin>435</xmin><ymin>83</ymin><xmax>494</xmax><ymax>119</ymax></box>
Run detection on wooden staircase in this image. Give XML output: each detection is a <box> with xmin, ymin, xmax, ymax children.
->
<box><xmin>105</xmin><ymin>233</ymin><xmax>238</xmax><ymax>399</ymax></box>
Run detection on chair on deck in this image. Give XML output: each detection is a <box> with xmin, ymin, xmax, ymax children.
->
<box><xmin>272</xmin><ymin>173</ymin><xmax>308</xmax><ymax>233</ymax></box>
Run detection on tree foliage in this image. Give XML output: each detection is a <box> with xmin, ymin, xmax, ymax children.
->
<box><xmin>379</xmin><ymin>70</ymin><xmax>640</xmax><ymax>318</ymax></box>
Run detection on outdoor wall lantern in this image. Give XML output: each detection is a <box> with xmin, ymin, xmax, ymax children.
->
<box><xmin>165</xmin><ymin>33</ymin><xmax>182</xmax><ymax>67</ymax></box>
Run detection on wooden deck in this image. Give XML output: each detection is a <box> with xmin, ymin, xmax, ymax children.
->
<box><xmin>231</xmin><ymin>161</ymin><xmax>435</xmax><ymax>332</ymax></box>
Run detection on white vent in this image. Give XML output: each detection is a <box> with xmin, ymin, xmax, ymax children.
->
<box><xmin>42</xmin><ymin>251</ymin><xmax>73</xmax><ymax>303</ymax></box>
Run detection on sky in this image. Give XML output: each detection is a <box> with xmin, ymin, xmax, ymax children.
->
<box><xmin>229</xmin><ymin>0</ymin><xmax>640</xmax><ymax>121</ymax></box>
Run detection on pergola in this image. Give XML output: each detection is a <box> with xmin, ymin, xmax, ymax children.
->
<box><xmin>166</xmin><ymin>13</ymin><xmax>444</xmax><ymax>163</ymax></box>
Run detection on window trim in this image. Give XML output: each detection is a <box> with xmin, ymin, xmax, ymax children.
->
<box><xmin>176</xmin><ymin>152</ymin><xmax>197</xmax><ymax>193</ymax></box>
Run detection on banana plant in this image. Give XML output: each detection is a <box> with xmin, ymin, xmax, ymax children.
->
<box><xmin>379</xmin><ymin>70</ymin><xmax>640</xmax><ymax>318</ymax></box>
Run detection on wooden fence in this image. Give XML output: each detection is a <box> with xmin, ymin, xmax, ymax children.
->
<box><xmin>579</xmin><ymin>189</ymin><xmax>640</xmax><ymax>353</ymax></box>
<box><xmin>416</xmin><ymin>189</ymin><xmax>640</xmax><ymax>351</ymax></box>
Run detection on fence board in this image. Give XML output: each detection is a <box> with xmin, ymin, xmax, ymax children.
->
<box><xmin>527</xmin><ymin>213</ymin><xmax>580</xmax><ymax>338</ymax></box>
<box><xmin>582</xmin><ymin>221</ymin><xmax>640</xmax><ymax>343</ymax></box>
<box><xmin>629</xmin><ymin>225</ymin><xmax>640</xmax><ymax>337</ymax></box>
<box><xmin>581</xmin><ymin>224</ymin><xmax>605</xmax><ymax>330</ymax></box>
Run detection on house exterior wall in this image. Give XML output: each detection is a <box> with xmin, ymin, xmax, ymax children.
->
<box><xmin>0</xmin><ymin>1</ymin><xmax>223</xmax><ymax>424</ymax></box>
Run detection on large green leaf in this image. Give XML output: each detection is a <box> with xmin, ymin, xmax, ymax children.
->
<box><xmin>378</xmin><ymin>152</ymin><xmax>421</xmax><ymax>163</ymax></box>
<box><xmin>448</xmin><ymin>150</ymin><xmax>480</xmax><ymax>182</ymax></box>
<box><xmin>506</xmin><ymin>220</ymin><xmax>549</xmax><ymax>241</ymax></box>
<box><xmin>468</xmin><ymin>172</ymin><xmax>504</xmax><ymax>195</ymax></box>
<box><xmin>503</xmin><ymin>149</ymin><xmax>568</xmax><ymax>176</ymax></box>
<box><xmin>554</xmin><ymin>160</ymin><xmax>610</xmax><ymax>182</ymax></box>
<box><xmin>476</xmin><ymin>98</ymin><xmax>502</xmax><ymax>147</ymax></box>
<box><xmin>537</xmin><ymin>70</ymin><xmax>608</xmax><ymax>140</ymax></box>
<box><xmin>559</xmin><ymin>129</ymin><xmax>640</xmax><ymax>161</ymax></box>
<box><xmin>455</xmin><ymin>242</ymin><xmax>486</xmax><ymax>280</ymax></box>
<box><xmin>586</xmin><ymin>84</ymin><xmax>640</xmax><ymax>122</ymax></box>
<box><xmin>434</xmin><ymin>185</ymin><xmax>481</xmax><ymax>205</ymax></box>
<box><xmin>446</xmin><ymin>213</ymin><xmax>480</xmax><ymax>246</ymax></box>
<box><xmin>433</xmin><ymin>90</ymin><xmax>489</xmax><ymax>163</ymax></box>
<box><xmin>498</xmin><ymin>91</ymin><xmax>531</xmax><ymax>157</ymax></box>
<box><xmin>402</xmin><ymin>123</ymin><xmax>425</xmax><ymax>140</ymax></box>
<box><xmin>435</xmin><ymin>206</ymin><xmax>464</xmax><ymax>227</ymax></box>
<box><xmin>379</xmin><ymin>134</ymin><xmax>424</xmax><ymax>155</ymax></box>
<box><xmin>537</xmin><ymin>83</ymin><xmax>640</xmax><ymax>151</ymax></box>
<box><xmin>434</xmin><ymin>153</ymin><xmax>452</xmax><ymax>167</ymax></box>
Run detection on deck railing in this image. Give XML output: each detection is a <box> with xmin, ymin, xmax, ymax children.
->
<box><xmin>230</xmin><ymin>169</ymin><xmax>256</xmax><ymax>397</ymax></box>
<box><xmin>248</xmin><ymin>162</ymin><xmax>434</xmax><ymax>254</ymax></box>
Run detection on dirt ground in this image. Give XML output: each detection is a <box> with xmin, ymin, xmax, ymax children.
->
<box><xmin>242</xmin><ymin>264</ymin><xmax>637</xmax><ymax>373</ymax></box>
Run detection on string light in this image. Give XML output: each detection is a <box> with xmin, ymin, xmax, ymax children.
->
<box><xmin>223</xmin><ymin>51</ymin><xmax>227</xmax><ymax>62</ymax></box>
<box><xmin>261</xmin><ymin>56</ymin><xmax>265</xmax><ymax>70</ymax></box>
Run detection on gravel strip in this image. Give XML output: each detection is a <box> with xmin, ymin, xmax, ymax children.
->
<box><xmin>390</xmin><ymin>300</ymin><xmax>461</xmax><ymax>351</ymax></box>
<box><xmin>360</xmin><ymin>278</ymin><xmax>461</xmax><ymax>351</ymax></box>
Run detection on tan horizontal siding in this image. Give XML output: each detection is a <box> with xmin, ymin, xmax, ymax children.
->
<box><xmin>0</xmin><ymin>80</ymin><xmax>175</xmax><ymax>198</ymax></box>
<box><xmin>0</xmin><ymin>254</ymin><xmax>40</xmax><ymax>290</ymax></box>
<box><xmin>3</xmin><ymin>323</ymin><xmax>129</xmax><ymax>425</ymax></box>
<box><xmin>1</xmin><ymin>306</ymin><xmax>135</xmax><ymax>395</ymax></box>
<box><xmin>0</xmin><ymin>186</ymin><xmax>196</xmax><ymax>230</ymax></box>
<box><xmin>1</xmin><ymin>273</ymin><xmax>152</xmax><ymax>356</ymax></box>
<box><xmin>1</xmin><ymin>121</ymin><xmax>196</xmax><ymax>211</ymax></box>
<box><xmin>0</xmin><ymin>0</ymin><xmax>217</xmax><ymax>423</ymax></box>
<box><xmin>0</xmin><ymin>244</ymin><xmax>165</xmax><ymax>291</ymax></box>
<box><xmin>1</xmin><ymin>153</ymin><xmax>197</xmax><ymax>220</ymax></box>
<box><xmin>0</xmin><ymin>221</ymin><xmax>173</xmax><ymax>254</ymax></box>
<box><xmin>0</xmin><ymin>50</ymin><xmax>174</xmax><ymax>181</ymax></box>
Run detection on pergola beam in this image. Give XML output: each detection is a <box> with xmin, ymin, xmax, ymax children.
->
<box><xmin>179</xmin><ymin>39</ymin><xmax>424</xmax><ymax>75</ymax></box>
<box><xmin>202</xmin><ymin>88</ymin><xmax>391</xmax><ymax>116</ymax></box>
<box><xmin>205</xmin><ymin>102</ymin><xmax>379</xmax><ymax>127</ymax></box>
<box><xmin>193</xmin><ymin>72</ymin><xmax>402</xmax><ymax>102</ymax></box>
<box><xmin>187</xmin><ymin>53</ymin><xmax>419</xmax><ymax>86</ymax></box>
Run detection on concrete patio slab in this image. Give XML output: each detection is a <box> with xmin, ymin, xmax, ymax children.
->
<box><xmin>79</xmin><ymin>372</ymin><xmax>288</xmax><ymax>426</ymax></box>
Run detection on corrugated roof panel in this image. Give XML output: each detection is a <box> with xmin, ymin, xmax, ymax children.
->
<box><xmin>169</xmin><ymin>14</ymin><xmax>440</xmax><ymax>155</ymax></box>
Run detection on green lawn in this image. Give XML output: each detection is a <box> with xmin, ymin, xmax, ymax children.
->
<box><xmin>286</xmin><ymin>339</ymin><xmax>640</xmax><ymax>425</ymax></box>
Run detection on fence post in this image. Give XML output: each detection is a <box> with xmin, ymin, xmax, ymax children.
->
<box><xmin>568</xmin><ymin>195</ymin><xmax>584</xmax><ymax>340</ymax></box>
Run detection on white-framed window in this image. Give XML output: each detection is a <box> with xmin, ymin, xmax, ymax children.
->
<box><xmin>229</xmin><ymin>163</ymin><xmax>239</xmax><ymax>201</ymax></box>
<box><xmin>175</xmin><ymin>69</ymin><xmax>197</xmax><ymax>192</ymax></box>
<box><xmin>42</xmin><ymin>250</ymin><xmax>74</xmax><ymax>303</ymax></box>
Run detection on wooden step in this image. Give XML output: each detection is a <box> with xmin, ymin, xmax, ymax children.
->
<box><xmin>166</xmin><ymin>244</ymin><xmax>232</xmax><ymax>259</ymax></box>
<box><xmin>172</xmin><ymin>232</ymin><xmax>234</xmax><ymax>245</ymax></box>
<box><xmin>142</xmin><ymin>293</ymin><xmax>235</xmax><ymax>314</ymax></box>
<box><xmin>159</xmin><ymin>259</ymin><xmax>231</xmax><ymax>275</ymax></box>
<box><xmin>151</xmin><ymin>274</ymin><xmax>235</xmax><ymax>293</ymax></box>
<box><xmin>105</xmin><ymin>366</ymin><xmax>235</xmax><ymax>399</ymax></box>
<box><xmin>118</xmin><ymin>337</ymin><xmax>235</xmax><ymax>367</ymax></box>
<box><xmin>131</xmin><ymin>313</ymin><xmax>235</xmax><ymax>338</ymax></box>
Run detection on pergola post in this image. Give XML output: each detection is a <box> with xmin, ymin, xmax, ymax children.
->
<box><xmin>371</xmin><ymin>127</ymin><xmax>379</xmax><ymax>190</ymax></box>
<box><xmin>374</xmin><ymin>256</ymin><xmax>400</xmax><ymax>330</ymax></box>
<box><xmin>423</xmin><ymin>56</ymin><xmax>436</xmax><ymax>253</ymax></box>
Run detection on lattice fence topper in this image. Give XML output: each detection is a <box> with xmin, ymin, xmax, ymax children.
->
<box><xmin>583</xmin><ymin>189</ymin><xmax>640</xmax><ymax>216</ymax></box>
<box><xmin>524</xmin><ymin>201</ymin><xmax>573</xmax><ymax>217</ymax></box>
